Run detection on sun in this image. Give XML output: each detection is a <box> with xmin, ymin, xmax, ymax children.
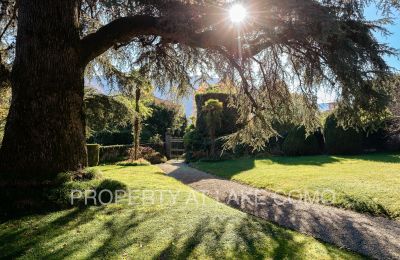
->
<box><xmin>229</xmin><ymin>4</ymin><xmax>247</xmax><ymax>23</ymax></box>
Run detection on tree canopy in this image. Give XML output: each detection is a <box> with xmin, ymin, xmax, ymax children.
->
<box><xmin>1</xmin><ymin>0</ymin><xmax>399</xmax><ymax>150</ymax></box>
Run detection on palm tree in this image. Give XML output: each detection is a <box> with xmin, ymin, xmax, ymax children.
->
<box><xmin>120</xmin><ymin>71</ymin><xmax>153</xmax><ymax>160</ymax></box>
<box><xmin>203</xmin><ymin>99</ymin><xmax>223</xmax><ymax>158</ymax></box>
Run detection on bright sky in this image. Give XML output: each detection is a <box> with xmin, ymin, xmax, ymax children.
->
<box><xmin>365</xmin><ymin>5</ymin><xmax>400</xmax><ymax>70</ymax></box>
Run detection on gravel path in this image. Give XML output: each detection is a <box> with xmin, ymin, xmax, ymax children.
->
<box><xmin>159</xmin><ymin>161</ymin><xmax>400</xmax><ymax>259</ymax></box>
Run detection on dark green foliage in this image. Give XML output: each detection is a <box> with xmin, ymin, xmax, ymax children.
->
<box><xmin>363</xmin><ymin>127</ymin><xmax>388</xmax><ymax>151</ymax></box>
<box><xmin>87</xmin><ymin>144</ymin><xmax>100</xmax><ymax>166</ymax></box>
<box><xmin>195</xmin><ymin>93</ymin><xmax>238</xmax><ymax>137</ymax></box>
<box><xmin>183</xmin><ymin>126</ymin><xmax>207</xmax><ymax>162</ymax></box>
<box><xmin>141</xmin><ymin>101</ymin><xmax>187</xmax><ymax>142</ymax></box>
<box><xmin>147</xmin><ymin>134</ymin><xmax>165</xmax><ymax>154</ymax></box>
<box><xmin>324</xmin><ymin>114</ymin><xmax>363</xmax><ymax>155</ymax></box>
<box><xmin>88</xmin><ymin>128</ymin><xmax>133</xmax><ymax>145</ymax></box>
<box><xmin>99</xmin><ymin>145</ymin><xmax>132</xmax><ymax>163</ymax></box>
<box><xmin>282</xmin><ymin>126</ymin><xmax>323</xmax><ymax>156</ymax></box>
<box><xmin>84</xmin><ymin>90</ymin><xmax>133</xmax><ymax>137</ymax></box>
<box><xmin>184</xmin><ymin>126</ymin><xmax>205</xmax><ymax>151</ymax></box>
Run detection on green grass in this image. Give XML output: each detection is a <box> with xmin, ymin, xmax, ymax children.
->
<box><xmin>193</xmin><ymin>153</ymin><xmax>400</xmax><ymax>220</ymax></box>
<box><xmin>0</xmin><ymin>165</ymin><xmax>362</xmax><ymax>259</ymax></box>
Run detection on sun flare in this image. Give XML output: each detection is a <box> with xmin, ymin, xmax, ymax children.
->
<box><xmin>229</xmin><ymin>4</ymin><xmax>247</xmax><ymax>23</ymax></box>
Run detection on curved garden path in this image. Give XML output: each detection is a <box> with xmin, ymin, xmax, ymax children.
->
<box><xmin>159</xmin><ymin>161</ymin><xmax>400</xmax><ymax>259</ymax></box>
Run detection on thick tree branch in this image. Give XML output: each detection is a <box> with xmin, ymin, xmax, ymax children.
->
<box><xmin>80</xmin><ymin>15</ymin><xmax>237</xmax><ymax>65</ymax></box>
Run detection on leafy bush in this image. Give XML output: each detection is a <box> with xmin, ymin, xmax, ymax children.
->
<box><xmin>184</xmin><ymin>127</ymin><xmax>205</xmax><ymax>151</ymax></box>
<box><xmin>87</xmin><ymin>144</ymin><xmax>100</xmax><ymax>166</ymax></box>
<box><xmin>99</xmin><ymin>145</ymin><xmax>132</xmax><ymax>163</ymax></box>
<box><xmin>95</xmin><ymin>179</ymin><xmax>127</xmax><ymax>203</ymax></box>
<box><xmin>144</xmin><ymin>152</ymin><xmax>167</xmax><ymax>164</ymax></box>
<box><xmin>282</xmin><ymin>126</ymin><xmax>323</xmax><ymax>156</ymax></box>
<box><xmin>141</xmin><ymin>101</ymin><xmax>187</xmax><ymax>142</ymax></box>
<box><xmin>324</xmin><ymin>114</ymin><xmax>363</xmax><ymax>155</ymax></box>
<box><xmin>128</xmin><ymin>146</ymin><xmax>167</xmax><ymax>164</ymax></box>
<box><xmin>184</xmin><ymin>127</ymin><xmax>208</xmax><ymax>162</ymax></box>
<box><xmin>147</xmin><ymin>134</ymin><xmax>165</xmax><ymax>154</ymax></box>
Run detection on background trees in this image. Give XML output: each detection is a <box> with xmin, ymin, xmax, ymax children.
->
<box><xmin>84</xmin><ymin>89</ymin><xmax>135</xmax><ymax>140</ymax></box>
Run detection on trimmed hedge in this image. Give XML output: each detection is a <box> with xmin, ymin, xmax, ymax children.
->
<box><xmin>324</xmin><ymin>114</ymin><xmax>363</xmax><ymax>155</ymax></box>
<box><xmin>99</xmin><ymin>145</ymin><xmax>132</xmax><ymax>163</ymax></box>
<box><xmin>87</xmin><ymin>144</ymin><xmax>100</xmax><ymax>166</ymax></box>
<box><xmin>87</xmin><ymin>129</ymin><xmax>133</xmax><ymax>146</ymax></box>
<box><xmin>282</xmin><ymin>126</ymin><xmax>323</xmax><ymax>156</ymax></box>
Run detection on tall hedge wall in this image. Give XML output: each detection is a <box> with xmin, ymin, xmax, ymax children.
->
<box><xmin>282</xmin><ymin>126</ymin><xmax>324</xmax><ymax>156</ymax></box>
<box><xmin>195</xmin><ymin>93</ymin><xmax>239</xmax><ymax>137</ymax></box>
<box><xmin>324</xmin><ymin>114</ymin><xmax>363</xmax><ymax>155</ymax></box>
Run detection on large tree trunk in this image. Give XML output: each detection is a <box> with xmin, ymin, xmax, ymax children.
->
<box><xmin>0</xmin><ymin>0</ymin><xmax>86</xmax><ymax>181</ymax></box>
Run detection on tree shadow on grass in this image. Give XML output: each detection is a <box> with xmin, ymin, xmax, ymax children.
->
<box><xmin>0</xmin><ymin>201</ymin><xmax>352</xmax><ymax>259</ymax></box>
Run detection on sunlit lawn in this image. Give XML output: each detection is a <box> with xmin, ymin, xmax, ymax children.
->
<box><xmin>193</xmin><ymin>153</ymin><xmax>400</xmax><ymax>220</ymax></box>
<box><xmin>0</xmin><ymin>165</ymin><xmax>362</xmax><ymax>259</ymax></box>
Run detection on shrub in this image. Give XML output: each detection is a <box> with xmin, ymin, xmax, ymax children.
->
<box><xmin>324</xmin><ymin>114</ymin><xmax>363</xmax><ymax>155</ymax></box>
<box><xmin>184</xmin><ymin>127</ymin><xmax>205</xmax><ymax>151</ymax></box>
<box><xmin>116</xmin><ymin>159</ymin><xmax>151</xmax><ymax>166</ymax></box>
<box><xmin>95</xmin><ymin>179</ymin><xmax>127</xmax><ymax>203</ymax></box>
<box><xmin>99</xmin><ymin>145</ymin><xmax>132</xmax><ymax>163</ymax></box>
<box><xmin>87</xmin><ymin>144</ymin><xmax>100</xmax><ymax>166</ymax></box>
<box><xmin>184</xmin><ymin>127</ymin><xmax>208</xmax><ymax>162</ymax></box>
<box><xmin>282</xmin><ymin>126</ymin><xmax>323</xmax><ymax>156</ymax></box>
<box><xmin>48</xmin><ymin>169</ymin><xmax>127</xmax><ymax>207</ymax></box>
<box><xmin>147</xmin><ymin>134</ymin><xmax>165</xmax><ymax>154</ymax></box>
<box><xmin>144</xmin><ymin>152</ymin><xmax>167</xmax><ymax>164</ymax></box>
<box><xmin>128</xmin><ymin>146</ymin><xmax>167</xmax><ymax>164</ymax></box>
<box><xmin>54</xmin><ymin>168</ymin><xmax>103</xmax><ymax>184</ymax></box>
